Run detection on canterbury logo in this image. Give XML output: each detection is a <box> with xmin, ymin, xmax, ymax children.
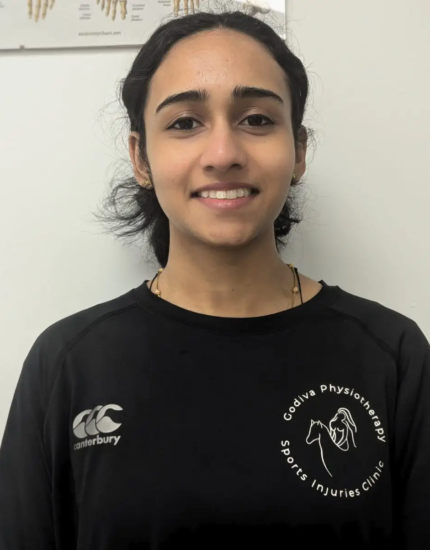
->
<box><xmin>72</xmin><ymin>404</ymin><xmax>123</xmax><ymax>451</ymax></box>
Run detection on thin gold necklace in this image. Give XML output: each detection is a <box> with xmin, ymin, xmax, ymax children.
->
<box><xmin>151</xmin><ymin>263</ymin><xmax>301</xmax><ymax>309</ymax></box>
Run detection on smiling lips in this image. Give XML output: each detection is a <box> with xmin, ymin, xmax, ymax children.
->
<box><xmin>197</xmin><ymin>188</ymin><xmax>254</xmax><ymax>200</ymax></box>
<box><xmin>191</xmin><ymin>181</ymin><xmax>259</xmax><ymax>209</ymax></box>
<box><xmin>192</xmin><ymin>181</ymin><xmax>259</xmax><ymax>199</ymax></box>
<box><xmin>192</xmin><ymin>187</ymin><xmax>259</xmax><ymax>210</ymax></box>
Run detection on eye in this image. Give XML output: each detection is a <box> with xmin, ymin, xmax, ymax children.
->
<box><xmin>242</xmin><ymin>114</ymin><xmax>274</xmax><ymax>128</ymax></box>
<box><xmin>167</xmin><ymin>114</ymin><xmax>274</xmax><ymax>132</ymax></box>
<box><xmin>168</xmin><ymin>117</ymin><xmax>200</xmax><ymax>131</ymax></box>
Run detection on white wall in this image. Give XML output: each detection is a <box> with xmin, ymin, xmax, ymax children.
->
<box><xmin>1</xmin><ymin>0</ymin><xmax>429</xmax><ymax>439</ymax></box>
<box><xmin>286</xmin><ymin>0</ymin><xmax>430</xmax><ymax>323</ymax></box>
<box><xmin>0</xmin><ymin>46</ymin><xmax>147</xmax><ymax>436</ymax></box>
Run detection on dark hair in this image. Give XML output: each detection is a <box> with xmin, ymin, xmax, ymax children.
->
<box><xmin>93</xmin><ymin>3</ymin><xmax>310</xmax><ymax>268</ymax></box>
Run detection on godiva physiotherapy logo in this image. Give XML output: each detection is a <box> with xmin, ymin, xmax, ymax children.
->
<box><xmin>281</xmin><ymin>384</ymin><xmax>386</xmax><ymax>498</ymax></box>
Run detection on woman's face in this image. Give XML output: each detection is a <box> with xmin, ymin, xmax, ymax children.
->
<box><xmin>130</xmin><ymin>29</ymin><xmax>306</xmax><ymax>250</ymax></box>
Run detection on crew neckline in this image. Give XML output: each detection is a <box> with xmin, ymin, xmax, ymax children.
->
<box><xmin>132</xmin><ymin>278</ymin><xmax>341</xmax><ymax>335</ymax></box>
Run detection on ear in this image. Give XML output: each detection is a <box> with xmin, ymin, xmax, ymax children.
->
<box><xmin>293</xmin><ymin>125</ymin><xmax>308</xmax><ymax>182</ymax></box>
<box><xmin>129</xmin><ymin>131</ymin><xmax>150</xmax><ymax>187</ymax></box>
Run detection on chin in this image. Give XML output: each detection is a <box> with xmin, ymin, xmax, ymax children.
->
<box><xmin>200</xmin><ymin>229</ymin><xmax>258</xmax><ymax>249</ymax></box>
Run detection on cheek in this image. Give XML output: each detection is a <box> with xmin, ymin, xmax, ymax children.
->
<box><xmin>266</xmin><ymin>165</ymin><xmax>293</xmax><ymax>204</ymax></box>
<box><xmin>271</xmin><ymin>147</ymin><xmax>295</xmax><ymax>179</ymax></box>
<box><xmin>153</xmin><ymin>173</ymin><xmax>188</xmax><ymax>224</ymax></box>
<box><xmin>257</xmin><ymin>139</ymin><xmax>295</xmax><ymax>189</ymax></box>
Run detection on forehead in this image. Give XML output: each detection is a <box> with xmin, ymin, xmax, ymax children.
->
<box><xmin>147</xmin><ymin>29</ymin><xmax>289</xmax><ymax>109</ymax></box>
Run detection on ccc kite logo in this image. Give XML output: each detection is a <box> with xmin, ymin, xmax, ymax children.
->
<box><xmin>72</xmin><ymin>404</ymin><xmax>123</xmax><ymax>451</ymax></box>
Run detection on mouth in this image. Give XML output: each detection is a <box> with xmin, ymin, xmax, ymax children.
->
<box><xmin>191</xmin><ymin>188</ymin><xmax>259</xmax><ymax>200</ymax></box>
<box><xmin>190</xmin><ymin>186</ymin><xmax>260</xmax><ymax>211</ymax></box>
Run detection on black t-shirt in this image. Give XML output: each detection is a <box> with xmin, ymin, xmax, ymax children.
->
<box><xmin>1</xmin><ymin>278</ymin><xmax>429</xmax><ymax>550</ymax></box>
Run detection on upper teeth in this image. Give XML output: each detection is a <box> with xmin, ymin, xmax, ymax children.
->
<box><xmin>197</xmin><ymin>188</ymin><xmax>253</xmax><ymax>199</ymax></box>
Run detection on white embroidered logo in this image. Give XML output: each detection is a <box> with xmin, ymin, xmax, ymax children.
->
<box><xmin>72</xmin><ymin>404</ymin><xmax>123</xmax><ymax>451</ymax></box>
<box><xmin>281</xmin><ymin>384</ymin><xmax>387</xmax><ymax>499</ymax></box>
<box><xmin>306</xmin><ymin>408</ymin><xmax>357</xmax><ymax>477</ymax></box>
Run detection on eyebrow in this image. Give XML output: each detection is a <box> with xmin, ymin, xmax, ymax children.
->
<box><xmin>154</xmin><ymin>85</ymin><xmax>285</xmax><ymax>115</ymax></box>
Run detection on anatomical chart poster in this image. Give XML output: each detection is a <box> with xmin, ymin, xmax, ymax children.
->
<box><xmin>0</xmin><ymin>0</ymin><xmax>284</xmax><ymax>50</ymax></box>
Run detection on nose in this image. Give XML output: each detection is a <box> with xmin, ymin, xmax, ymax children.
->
<box><xmin>199</xmin><ymin>120</ymin><xmax>248</xmax><ymax>173</ymax></box>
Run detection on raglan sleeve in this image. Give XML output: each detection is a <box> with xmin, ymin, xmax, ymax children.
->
<box><xmin>0</xmin><ymin>332</ymin><xmax>57</xmax><ymax>550</ymax></box>
<box><xmin>393</xmin><ymin>319</ymin><xmax>430</xmax><ymax>549</ymax></box>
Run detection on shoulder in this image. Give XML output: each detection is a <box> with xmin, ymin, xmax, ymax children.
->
<box><xmin>23</xmin><ymin>285</ymin><xmax>143</xmax><ymax>383</ymax></box>
<box><xmin>325</xmin><ymin>280</ymin><xmax>428</xmax><ymax>363</ymax></box>
<box><xmin>300</xmin><ymin>272</ymin><xmax>427</xmax><ymax>360</ymax></box>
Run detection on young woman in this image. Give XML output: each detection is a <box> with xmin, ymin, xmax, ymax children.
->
<box><xmin>1</xmin><ymin>8</ymin><xmax>429</xmax><ymax>550</ymax></box>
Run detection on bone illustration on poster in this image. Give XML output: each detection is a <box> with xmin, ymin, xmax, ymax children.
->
<box><xmin>27</xmin><ymin>0</ymin><xmax>127</xmax><ymax>23</ymax></box>
<box><xmin>27</xmin><ymin>0</ymin><xmax>55</xmax><ymax>23</ymax></box>
<box><xmin>26</xmin><ymin>0</ymin><xmax>271</xmax><ymax>25</ymax></box>
<box><xmin>173</xmin><ymin>0</ymin><xmax>199</xmax><ymax>17</ymax></box>
<box><xmin>171</xmin><ymin>0</ymin><xmax>269</xmax><ymax>18</ymax></box>
<box><xmin>96</xmin><ymin>0</ymin><xmax>127</xmax><ymax>21</ymax></box>
<box><xmin>15</xmin><ymin>0</ymin><xmax>282</xmax><ymax>50</ymax></box>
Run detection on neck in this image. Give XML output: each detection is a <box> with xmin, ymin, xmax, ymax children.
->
<box><xmin>155</xmin><ymin>230</ymin><xmax>297</xmax><ymax>317</ymax></box>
